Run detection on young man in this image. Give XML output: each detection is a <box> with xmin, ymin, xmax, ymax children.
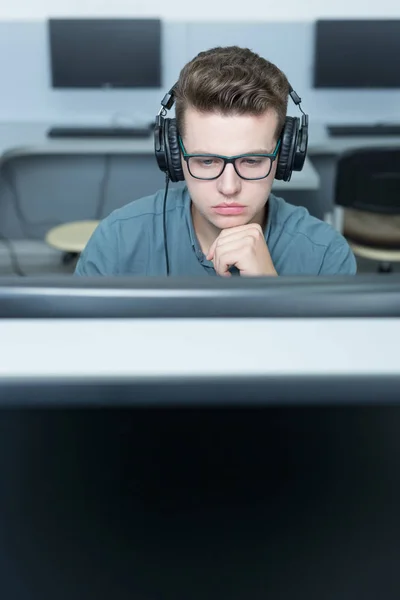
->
<box><xmin>75</xmin><ymin>46</ymin><xmax>356</xmax><ymax>277</ymax></box>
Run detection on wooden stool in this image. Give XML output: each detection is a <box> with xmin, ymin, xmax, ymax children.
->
<box><xmin>45</xmin><ymin>220</ymin><xmax>100</xmax><ymax>264</ymax></box>
<box><xmin>344</xmin><ymin>209</ymin><xmax>400</xmax><ymax>273</ymax></box>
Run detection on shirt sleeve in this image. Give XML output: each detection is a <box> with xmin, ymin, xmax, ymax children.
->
<box><xmin>318</xmin><ymin>234</ymin><xmax>357</xmax><ymax>275</ymax></box>
<box><xmin>74</xmin><ymin>220</ymin><xmax>118</xmax><ymax>276</ymax></box>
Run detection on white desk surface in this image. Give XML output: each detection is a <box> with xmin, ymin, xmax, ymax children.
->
<box><xmin>308</xmin><ymin>121</ymin><xmax>400</xmax><ymax>155</ymax></box>
<box><xmin>0</xmin><ymin>318</ymin><xmax>400</xmax><ymax>380</ymax></box>
<box><xmin>0</xmin><ymin>121</ymin><xmax>319</xmax><ymax>192</ymax></box>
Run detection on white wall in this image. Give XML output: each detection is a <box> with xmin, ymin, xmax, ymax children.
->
<box><xmin>2</xmin><ymin>0</ymin><xmax>400</xmax><ymax>21</ymax></box>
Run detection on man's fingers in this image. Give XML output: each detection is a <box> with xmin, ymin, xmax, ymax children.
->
<box><xmin>217</xmin><ymin>223</ymin><xmax>263</xmax><ymax>239</ymax></box>
<box><xmin>207</xmin><ymin>224</ymin><xmax>263</xmax><ymax>259</ymax></box>
<box><xmin>214</xmin><ymin>243</ymin><xmax>249</xmax><ymax>275</ymax></box>
<box><xmin>215</xmin><ymin>250</ymin><xmax>236</xmax><ymax>276</ymax></box>
<box><xmin>213</xmin><ymin>232</ymin><xmax>258</xmax><ymax>250</ymax></box>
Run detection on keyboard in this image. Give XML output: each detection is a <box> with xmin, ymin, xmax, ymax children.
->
<box><xmin>328</xmin><ymin>124</ymin><xmax>400</xmax><ymax>137</ymax></box>
<box><xmin>47</xmin><ymin>125</ymin><xmax>153</xmax><ymax>139</ymax></box>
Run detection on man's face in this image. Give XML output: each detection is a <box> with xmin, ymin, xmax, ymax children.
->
<box><xmin>180</xmin><ymin>107</ymin><xmax>280</xmax><ymax>230</ymax></box>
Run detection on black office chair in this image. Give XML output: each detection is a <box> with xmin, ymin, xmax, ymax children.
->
<box><xmin>330</xmin><ymin>147</ymin><xmax>400</xmax><ymax>273</ymax></box>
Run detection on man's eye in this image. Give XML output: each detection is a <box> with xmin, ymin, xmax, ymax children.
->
<box><xmin>191</xmin><ymin>157</ymin><xmax>220</xmax><ymax>168</ymax></box>
<box><xmin>243</xmin><ymin>158</ymin><xmax>262</xmax><ymax>166</ymax></box>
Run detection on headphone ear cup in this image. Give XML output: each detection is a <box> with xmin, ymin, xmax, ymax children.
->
<box><xmin>165</xmin><ymin>118</ymin><xmax>184</xmax><ymax>183</ymax></box>
<box><xmin>154</xmin><ymin>116</ymin><xmax>168</xmax><ymax>174</ymax></box>
<box><xmin>293</xmin><ymin>115</ymin><xmax>308</xmax><ymax>172</ymax></box>
<box><xmin>275</xmin><ymin>117</ymin><xmax>299</xmax><ymax>182</ymax></box>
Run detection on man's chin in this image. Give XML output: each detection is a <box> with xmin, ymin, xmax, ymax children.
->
<box><xmin>210</xmin><ymin>213</ymin><xmax>251</xmax><ymax>229</ymax></box>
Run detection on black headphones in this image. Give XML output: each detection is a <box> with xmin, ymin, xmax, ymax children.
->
<box><xmin>154</xmin><ymin>84</ymin><xmax>309</xmax><ymax>184</ymax></box>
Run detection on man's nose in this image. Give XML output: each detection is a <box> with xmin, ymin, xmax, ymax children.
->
<box><xmin>217</xmin><ymin>163</ymin><xmax>242</xmax><ymax>196</ymax></box>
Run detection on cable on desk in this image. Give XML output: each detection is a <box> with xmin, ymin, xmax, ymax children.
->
<box><xmin>0</xmin><ymin>232</ymin><xmax>25</xmax><ymax>276</ymax></box>
<box><xmin>0</xmin><ymin>161</ymin><xmax>63</xmax><ymax>236</ymax></box>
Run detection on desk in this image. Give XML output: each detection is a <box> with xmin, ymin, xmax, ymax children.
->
<box><xmin>0</xmin><ymin>121</ymin><xmax>320</xmax><ymax>192</ymax></box>
<box><xmin>308</xmin><ymin>121</ymin><xmax>400</xmax><ymax>155</ymax></box>
<box><xmin>1</xmin><ymin>317</ymin><xmax>400</xmax><ymax>383</ymax></box>
<box><xmin>0</xmin><ymin>121</ymin><xmax>321</xmax><ymax>239</ymax></box>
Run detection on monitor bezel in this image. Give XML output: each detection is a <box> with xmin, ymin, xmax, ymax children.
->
<box><xmin>0</xmin><ymin>275</ymin><xmax>399</xmax><ymax>319</ymax></box>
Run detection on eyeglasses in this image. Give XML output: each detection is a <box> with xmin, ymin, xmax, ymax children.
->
<box><xmin>179</xmin><ymin>136</ymin><xmax>281</xmax><ymax>181</ymax></box>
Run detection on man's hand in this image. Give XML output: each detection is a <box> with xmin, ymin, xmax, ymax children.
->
<box><xmin>206</xmin><ymin>224</ymin><xmax>277</xmax><ymax>277</ymax></box>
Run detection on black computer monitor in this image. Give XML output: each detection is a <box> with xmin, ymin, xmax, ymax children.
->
<box><xmin>1</xmin><ymin>276</ymin><xmax>400</xmax><ymax>599</ymax></box>
<box><xmin>48</xmin><ymin>18</ymin><xmax>162</xmax><ymax>89</ymax></box>
<box><xmin>313</xmin><ymin>19</ymin><xmax>400</xmax><ymax>88</ymax></box>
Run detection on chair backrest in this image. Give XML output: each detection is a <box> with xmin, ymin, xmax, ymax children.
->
<box><xmin>334</xmin><ymin>147</ymin><xmax>400</xmax><ymax>214</ymax></box>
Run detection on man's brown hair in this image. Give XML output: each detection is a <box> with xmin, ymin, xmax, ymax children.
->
<box><xmin>174</xmin><ymin>46</ymin><xmax>290</xmax><ymax>140</ymax></box>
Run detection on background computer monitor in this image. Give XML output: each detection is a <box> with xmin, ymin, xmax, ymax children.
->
<box><xmin>48</xmin><ymin>18</ymin><xmax>162</xmax><ymax>89</ymax></box>
<box><xmin>313</xmin><ymin>19</ymin><xmax>400</xmax><ymax>88</ymax></box>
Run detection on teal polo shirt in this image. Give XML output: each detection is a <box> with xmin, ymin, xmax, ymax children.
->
<box><xmin>74</xmin><ymin>186</ymin><xmax>357</xmax><ymax>276</ymax></box>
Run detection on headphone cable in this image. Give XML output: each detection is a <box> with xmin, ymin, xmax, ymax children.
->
<box><xmin>162</xmin><ymin>173</ymin><xmax>170</xmax><ymax>276</ymax></box>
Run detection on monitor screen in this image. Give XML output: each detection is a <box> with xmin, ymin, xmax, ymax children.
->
<box><xmin>313</xmin><ymin>19</ymin><xmax>400</xmax><ymax>88</ymax></box>
<box><xmin>48</xmin><ymin>18</ymin><xmax>162</xmax><ymax>89</ymax></box>
<box><xmin>1</xmin><ymin>402</ymin><xmax>400</xmax><ymax>599</ymax></box>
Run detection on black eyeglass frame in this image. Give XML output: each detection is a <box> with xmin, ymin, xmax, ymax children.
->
<box><xmin>178</xmin><ymin>136</ymin><xmax>281</xmax><ymax>181</ymax></box>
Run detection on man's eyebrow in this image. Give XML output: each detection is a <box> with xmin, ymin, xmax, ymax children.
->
<box><xmin>187</xmin><ymin>147</ymin><xmax>274</xmax><ymax>155</ymax></box>
<box><xmin>243</xmin><ymin>148</ymin><xmax>275</xmax><ymax>154</ymax></box>
<box><xmin>187</xmin><ymin>149</ymin><xmax>214</xmax><ymax>154</ymax></box>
